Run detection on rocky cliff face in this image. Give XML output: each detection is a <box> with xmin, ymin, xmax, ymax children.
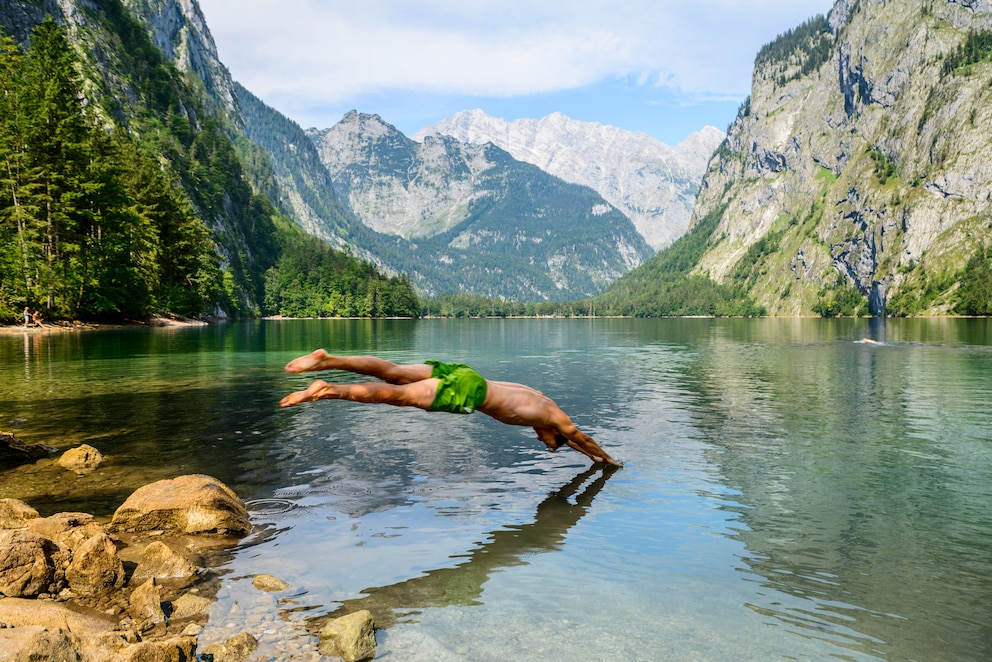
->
<box><xmin>311</xmin><ymin>111</ymin><xmax>496</xmax><ymax>239</ymax></box>
<box><xmin>691</xmin><ymin>0</ymin><xmax>992</xmax><ymax>315</ymax></box>
<box><xmin>122</xmin><ymin>0</ymin><xmax>239</xmax><ymax>123</ymax></box>
<box><xmin>308</xmin><ymin>111</ymin><xmax>655</xmax><ymax>300</ymax></box>
<box><xmin>417</xmin><ymin>110</ymin><xmax>725</xmax><ymax>250</ymax></box>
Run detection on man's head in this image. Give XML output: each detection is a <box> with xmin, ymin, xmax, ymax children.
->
<box><xmin>534</xmin><ymin>427</ymin><xmax>568</xmax><ymax>450</ymax></box>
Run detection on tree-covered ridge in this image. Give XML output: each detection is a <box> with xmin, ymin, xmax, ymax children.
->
<box><xmin>754</xmin><ymin>14</ymin><xmax>834</xmax><ymax>88</ymax></box>
<box><xmin>587</xmin><ymin>204</ymin><xmax>765</xmax><ymax>317</ymax></box>
<box><xmin>941</xmin><ymin>30</ymin><xmax>992</xmax><ymax>75</ymax></box>
<box><xmin>0</xmin><ymin>17</ymin><xmax>220</xmax><ymax>321</ymax></box>
<box><xmin>263</xmin><ymin>220</ymin><xmax>419</xmax><ymax>318</ymax></box>
<box><xmin>0</xmin><ymin>5</ymin><xmax>421</xmax><ymax>323</ymax></box>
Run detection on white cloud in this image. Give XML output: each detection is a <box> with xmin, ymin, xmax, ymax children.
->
<box><xmin>196</xmin><ymin>0</ymin><xmax>835</xmax><ymax>130</ymax></box>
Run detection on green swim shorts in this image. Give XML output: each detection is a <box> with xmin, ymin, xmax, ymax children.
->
<box><xmin>425</xmin><ymin>360</ymin><xmax>488</xmax><ymax>414</ymax></box>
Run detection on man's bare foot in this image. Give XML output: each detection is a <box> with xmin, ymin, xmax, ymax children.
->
<box><xmin>285</xmin><ymin>349</ymin><xmax>333</xmax><ymax>373</ymax></box>
<box><xmin>280</xmin><ymin>379</ymin><xmax>333</xmax><ymax>407</ymax></box>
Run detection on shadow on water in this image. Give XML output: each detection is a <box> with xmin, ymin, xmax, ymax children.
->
<box><xmin>306</xmin><ymin>464</ymin><xmax>619</xmax><ymax>631</ymax></box>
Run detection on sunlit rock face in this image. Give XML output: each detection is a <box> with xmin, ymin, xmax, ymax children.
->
<box><xmin>687</xmin><ymin>0</ymin><xmax>992</xmax><ymax>315</ymax></box>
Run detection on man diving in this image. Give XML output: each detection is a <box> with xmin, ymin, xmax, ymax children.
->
<box><xmin>280</xmin><ymin>350</ymin><xmax>622</xmax><ymax>467</ymax></box>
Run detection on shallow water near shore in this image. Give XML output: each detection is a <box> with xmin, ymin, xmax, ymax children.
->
<box><xmin>2</xmin><ymin>318</ymin><xmax>991</xmax><ymax>660</ymax></box>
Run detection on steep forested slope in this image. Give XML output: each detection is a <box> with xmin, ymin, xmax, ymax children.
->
<box><xmin>0</xmin><ymin>0</ymin><xmax>418</xmax><ymax>321</ymax></box>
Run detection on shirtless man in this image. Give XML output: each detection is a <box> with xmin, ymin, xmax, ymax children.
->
<box><xmin>280</xmin><ymin>350</ymin><xmax>622</xmax><ymax>467</ymax></box>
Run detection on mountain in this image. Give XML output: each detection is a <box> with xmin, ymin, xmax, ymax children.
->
<box><xmin>648</xmin><ymin>0</ymin><xmax>992</xmax><ymax>316</ymax></box>
<box><xmin>416</xmin><ymin>110</ymin><xmax>725</xmax><ymax>250</ymax></box>
<box><xmin>306</xmin><ymin>111</ymin><xmax>654</xmax><ymax>300</ymax></box>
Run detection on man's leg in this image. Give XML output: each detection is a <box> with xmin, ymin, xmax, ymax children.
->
<box><xmin>285</xmin><ymin>350</ymin><xmax>433</xmax><ymax>384</ymax></box>
<box><xmin>281</xmin><ymin>377</ymin><xmax>439</xmax><ymax>409</ymax></box>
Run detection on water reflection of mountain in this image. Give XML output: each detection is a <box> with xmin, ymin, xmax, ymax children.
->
<box><xmin>306</xmin><ymin>465</ymin><xmax>617</xmax><ymax>630</ymax></box>
<box><xmin>677</xmin><ymin>327</ymin><xmax>992</xmax><ymax>660</ymax></box>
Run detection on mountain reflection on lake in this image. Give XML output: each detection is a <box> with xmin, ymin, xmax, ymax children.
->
<box><xmin>2</xmin><ymin>318</ymin><xmax>990</xmax><ymax>660</ymax></box>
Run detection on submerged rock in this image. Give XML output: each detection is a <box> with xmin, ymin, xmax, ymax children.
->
<box><xmin>108</xmin><ymin>474</ymin><xmax>251</xmax><ymax>536</ymax></box>
<box><xmin>252</xmin><ymin>573</ymin><xmax>290</xmax><ymax>593</ymax></box>
<box><xmin>57</xmin><ymin>443</ymin><xmax>105</xmax><ymax>474</ymax></box>
<box><xmin>202</xmin><ymin>630</ymin><xmax>259</xmax><ymax>661</ymax></box>
<box><xmin>0</xmin><ymin>431</ymin><xmax>56</xmax><ymax>470</ymax></box>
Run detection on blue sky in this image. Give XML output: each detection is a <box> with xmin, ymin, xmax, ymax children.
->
<box><xmin>197</xmin><ymin>0</ymin><xmax>837</xmax><ymax>146</ymax></box>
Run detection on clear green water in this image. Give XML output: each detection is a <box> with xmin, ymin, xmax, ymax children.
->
<box><xmin>2</xmin><ymin>318</ymin><xmax>991</xmax><ymax>660</ymax></box>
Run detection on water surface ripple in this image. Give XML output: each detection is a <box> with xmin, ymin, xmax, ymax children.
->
<box><xmin>2</xmin><ymin>318</ymin><xmax>990</xmax><ymax>660</ymax></box>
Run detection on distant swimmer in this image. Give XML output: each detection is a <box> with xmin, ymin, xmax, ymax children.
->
<box><xmin>858</xmin><ymin>337</ymin><xmax>882</xmax><ymax>344</ymax></box>
<box><xmin>280</xmin><ymin>350</ymin><xmax>622</xmax><ymax>467</ymax></box>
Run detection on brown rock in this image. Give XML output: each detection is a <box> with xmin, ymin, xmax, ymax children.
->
<box><xmin>26</xmin><ymin>512</ymin><xmax>106</xmax><ymax>551</ymax></box>
<box><xmin>0</xmin><ymin>498</ymin><xmax>39</xmax><ymax>529</ymax></box>
<box><xmin>57</xmin><ymin>443</ymin><xmax>104</xmax><ymax>474</ymax></box>
<box><xmin>202</xmin><ymin>631</ymin><xmax>259</xmax><ymax>661</ymax></box>
<box><xmin>108</xmin><ymin>475</ymin><xmax>250</xmax><ymax>536</ymax></box>
<box><xmin>251</xmin><ymin>573</ymin><xmax>290</xmax><ymax>592</ymax></box>
<box><xmin>130</xmin><ymin>541</ymin><xmax>200</xmax><ymax>589</ymax></box>
<box><xmin>3</xmin><ymin>626</ymin><xmax>82</xmax><ymax>662</ymax></box>
<box><xmin>318</xmin><ymin>609</ymin><xmax>377</xmax><ymax>662</ymax></box>
<box><xmin>0</xmin><ymin>596</ymin><xmax>118</xmax><ymax>633</ymax></box>
<box><xmin>0</xmin><ymin>530</ymin><xmax>66</xmax><ymax>597</ymax></box>
<box><xmin>167</xmin><ymin>592</ymin><xmax>213</xmax><ymax>623</ymax></box>
<box><xmin>118</xmin><ymin>635</ymin><xmax>197</xmax><ymax>662</ymax></box>
<box><xmin>128</xmin><ymin>579</ymin><xmax>165</xmax><ymax>631</ymax></box>
<box><xmin>65</xmin><ymin>532</ymin><xmax>125</xmax><ymax>597</ymax></box>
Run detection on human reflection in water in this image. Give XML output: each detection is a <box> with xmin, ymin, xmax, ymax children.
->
<box><xmin>306</xmin><ymin>464</ymin><xmax>618</xmax><ymax>631</ymax></box>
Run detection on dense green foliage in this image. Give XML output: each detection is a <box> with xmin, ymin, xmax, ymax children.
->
<box><xmin>755</xmin><ymin>15</ymin><xmax>834</xmax><ymax>87</ymax></box>
<box><xmin>812</xmin><ymin>278</ymin><xmax>870</xmax><ymax>317</ymax></box>
<box><xmin>589</xmin><ymin>204</ymin><xmax>765</xmax><ymax>317</ymax></box>
<box><xmin>941</xmin><ymin>30</ymin><xmax>992</xmax><ymax>75</ymax></box>
<box><xmin>0</xmin><ymin>18</ymin><xmax>219</xmax><ymax>321</ymax></box>
<box><xmin>263</xmin><ymin>221</ymin><xmax>419</xmax><ymax>317</ymax></box>
<box><xmin>422</xmin><ymin>293</ymin><xmax>601</xmax><ymax>318</ymax></box>
<box><xmin>0</xmin><ymin>8</ymin><xmax>425</xmax><ymax>323</ymax></box>
<box><xmin>953</xmin><ymin>244</ymin><xmax>992</xmax><ymax>315</ymax></box>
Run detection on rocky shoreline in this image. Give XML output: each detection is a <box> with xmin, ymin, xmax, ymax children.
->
<box><xmin>0</xmin><ymin>439</ymin><xmax>378</xmax><ymax>662</ymax></box>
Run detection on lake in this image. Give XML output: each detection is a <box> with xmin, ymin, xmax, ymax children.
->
<box><xmin>2</xmin><ymin>318</ymin><xmax>991</xmax><ymax>660</ymax></box>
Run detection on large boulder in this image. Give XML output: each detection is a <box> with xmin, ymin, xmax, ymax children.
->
<box><xmin>0</xmin><ymin>498</ymin><xmax>39</xmax><ymax>529</ymax></box>
<box><xmin>108</xmin><ymin>475</ymin><xmax>250</xmax><ymax>536</ymax></box>
<box><xmin>57</xmin><ymin>443</ymin><xmax>104</xmax><ymax>474</ymax></box>
<box><xmin>0</xmin><ymin>431</ymin><xmax>56</xmax><ymax>470</ymax></box>
<box><xmin>65</xmin><ymin>533</ymin><xmax>125</xmax><ymax>597</ymax></box>
<box><xmin>318</xmin><ymin>610</ymin><xmax>377</xmax><ymax>662</ymax></box>
<box><xmin>0</xmin><ymin>529</ymin><xmax>67</xmax><ymax>597</ymax></box>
